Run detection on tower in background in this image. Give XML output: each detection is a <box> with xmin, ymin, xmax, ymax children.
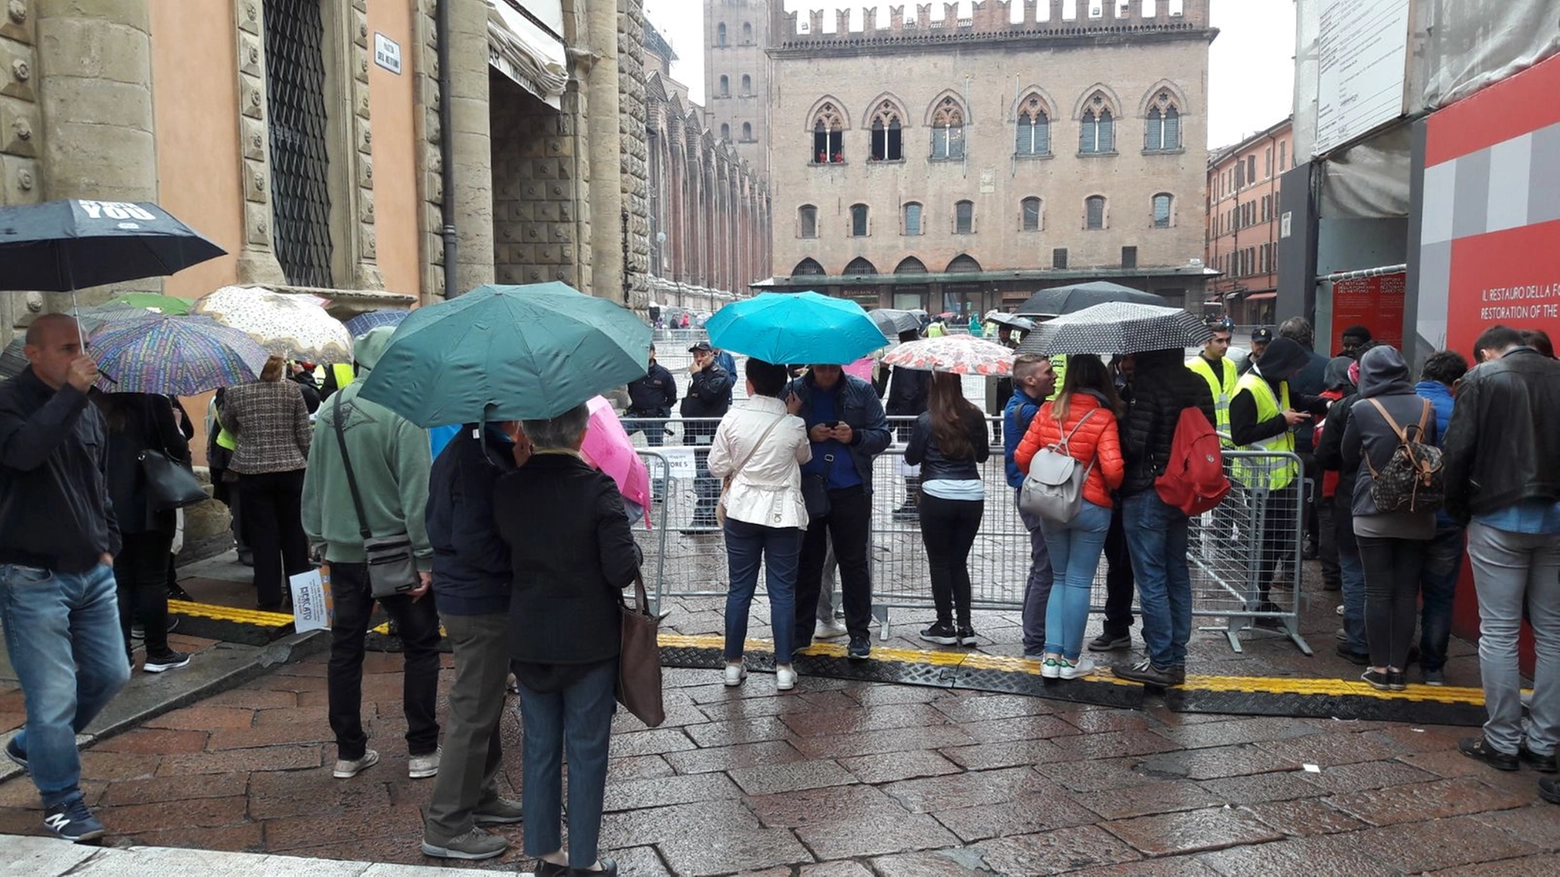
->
<box><xmin>703</xmin><ymin>0</ymin><xmax>770</xmax><ymax>177</ymax></box>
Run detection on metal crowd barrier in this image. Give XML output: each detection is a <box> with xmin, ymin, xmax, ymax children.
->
<box><xmin>619</xmin><ymin>415</ymin><xmax>1309</xmax><ymax>655</ymax></box>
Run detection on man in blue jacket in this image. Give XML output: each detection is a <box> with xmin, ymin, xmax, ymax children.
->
<box><xmin>1004</xmin><ymin>355</ymin><xmax>1057</xmax><ymax>659</ymax></box>
<box><xmin>787</xmin><ymin>364</ymin><xmax>891</xmax><ymax>660</ymax></box>
<box><xmin>421</xmin><ymin>422</ymin><xmax>528</xmax><ymax>860</ymax></box>
<box><xmin>1414</xmin><ymin>350</ymin><xmax>1468</xmax><ymax>687</ymax></box>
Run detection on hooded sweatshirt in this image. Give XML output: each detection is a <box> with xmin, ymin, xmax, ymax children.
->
<box><xmin>1228</xmin><ymin>337</ymin><xmax>1329</xmax><ymax>447</ymax></box>
<box><xmin>301</xmin><ymin>327</ymin><xmax>434</xmax><ymax>568</ymax></box>
<box><xmin>1341</xmin><ymin>346</ymin><xmax>1436</xmax><ymax>540</ymax></box>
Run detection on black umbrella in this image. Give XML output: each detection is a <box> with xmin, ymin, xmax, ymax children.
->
<box><xmin>1014</xmin><ymin>281</ymin><xmax>1167</xmax><ymax>317</ymax></box>
<box><xmin>869</xmin><ymin>308</ymin><xmax>920</xmax><ymax>339</ymax></box>
<box><xmin>1015</xmin><ymin>302</ymin><xmax>1212</xmax><ymax>357</ymax></box>
<box><xmin>0</xmin><ymin>199</ymin><xmax>225</xmax><ymax>292</ymax></box>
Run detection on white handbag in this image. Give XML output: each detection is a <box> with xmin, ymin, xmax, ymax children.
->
<box><xmin>1018</xmin><ymin>409</ymin><xmax>1097</xmax><ymax>523</ymax></box>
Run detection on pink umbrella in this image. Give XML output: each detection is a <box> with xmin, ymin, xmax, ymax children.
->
<box><xmin>881</xmin><ymin>335</ymin><xmax>1015</xmax><ymax>376</ymax></box>
<box><xmin>842</xmin><ymin>355</ymin><xmax>876</xmax><ymax>383</ymax></box>
<box><xmin>580</xmin><ymin>395</ymin><xmax>653</xmax><ymax>525</ymax></box>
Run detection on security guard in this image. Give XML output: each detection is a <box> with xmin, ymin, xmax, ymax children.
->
<box><xmin>1187</xmin><ymin>318</ymin><xmax>1238</xmax><ymax>446</ymax></box>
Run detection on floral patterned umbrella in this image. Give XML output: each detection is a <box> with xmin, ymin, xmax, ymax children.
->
<box><xmin>192</xmin><ymin>285</ymin><xmax>353</xmax><ymax>364</ymax></box>
<box><xmin>88</xmin><ymin>315</ymin><xmax>270</xmax><ymax>395</ymax></box>
<box><xmin>881</xmin><ymin>334</ymin><xmax>1015</xmax><ymax>376</ymax></box>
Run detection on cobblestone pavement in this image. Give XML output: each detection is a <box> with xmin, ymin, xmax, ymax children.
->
<box><xmin>1</xmin><ymin>644</ymin><xmax>1555</xmax><ymax>875</ymax></box>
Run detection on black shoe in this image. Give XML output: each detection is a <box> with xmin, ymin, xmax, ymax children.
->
<box><xmin>1459</xmin><ymin>736</ymin><xmax>1519</xmax><ymax>772</ymax></box>
<box><xmin>1253</xmin><ymin>602</ymin><xmax>1284</xmax><ymax>630</ymax></box>
<box><xmin>847</xmin><ymin>636</ymin><xmax>871</xmax><ymax>660</ymax></box>
<box><xmin>168</xmin><ymin>584</ymin><xmax>194</xmax><ymax>602</ymax></box>
<box><xmin>1520</xmin><ymin>744</ymin><xmax>1559</xmax><ymax>773</ymax></box>
<box><xmin>956</xmin><ymin>625</ymin><xmax>978</xmax><ymax>647</ymax></box>
<box><xmin>1360</xmin><ymin>669</ymin><xmax>1392</xmax><ymax>691</ymax></box>
<box><xmin>1114</xmin><ymin>659</ymin><xmax>1178</xmax><ymax>686</ymax></box>
<box><xmin>1166</xmin><ymin>665</ymin><xmax>1187</xmax><ymax>685</ymax></box>
<box><xmin>4</xmin><ymin>737</ymin><xmax>26</xmax><ymax>772</ymax></box>
<box><xmin>1387</xmin><ymin>671</ymin><xmax>1407</xmax><ymax>691</ymax></box>
<box><xmin>143</xmin><ymin>649</ymin><xmax>191</xmax><ymax>674</ymax></box>
<box><xmin>918</xmin><ymin>622</ymin><xmax>957</xmax><ymax>646</ymax></box>
<box><xmin>1336</xmin><ymin>644</ymin><xmax>1369</xmax><ymax>665</ymax></box>
<box><xmin>1541</xmin><ymin>776</ymin><xmax>1560</xmax><ymax>805</ymax></box>
<box><xmin>567</xmin><ymin>855</ymin><xmax>618</xmax><ymax>877</ymax></box>
<box><xmin>535</xmin><ymin>861</ymin><xmax>569</xmax><ymax>877</ymax></box>
<box><xmin>1088</xmin><ymin>632</ymin><xmax>1132</xmax><ymax>652</ymax></box>
<box><xmin>1302</xmin><ymin>543</ymin><xmax>1319</xmax><ymax>560</ymax></box>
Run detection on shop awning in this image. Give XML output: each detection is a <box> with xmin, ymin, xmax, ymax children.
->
<box><xmin>489</xmin><ymin>0</ymin><xmax>568</xmax><ymax>109</ymax></box>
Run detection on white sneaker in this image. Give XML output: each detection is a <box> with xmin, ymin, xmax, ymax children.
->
<box><xmin>815</xmin><ymin>620</ymin><xmax>848</xmax><ymax>640</ymax></box>
<box><xmin>1040</xmin><ymin>655</ymin><xmax>1062</xmax><ymax>679</ymax></box>
<box><xmin>408</xmin><ymin>746</ymin><xmax>441</xmax><ymax>779</ymax></box>
<box><xmin>775</xmin><ymin>665</ymin><xmax>797</xmax><ymax>691</ymax></box>
<box><xmin>1058</xmin><ymin>656</ymin><xmax>1097</xmax><ymax>680</ymax></box>
<box><xmin>333</xmin><ymin>748</ymin><xmax>379</xmax><ymax>779</ymax></box>
<box><xmin>723</xmin><ymin>663</ymin><xmax>748</xmax><ymax>687</ymax></box>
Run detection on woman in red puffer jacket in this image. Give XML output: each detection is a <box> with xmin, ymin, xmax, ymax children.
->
<box><xmin>1014</xmin><ymin>354</ymin><xmax>1125</xmax><ymax>681</ymax></box>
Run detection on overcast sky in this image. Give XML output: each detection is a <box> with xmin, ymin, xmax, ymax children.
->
<box><xmin>641</xmin><ymin>0</ymin><xmax>1296</xmax><ymax>149</ymax></box>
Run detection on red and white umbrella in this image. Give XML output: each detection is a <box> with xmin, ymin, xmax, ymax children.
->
<box><xmin>881</xmin><ymin>335</ymin><xmax>1015</xmax><ymax>376</ymax></box>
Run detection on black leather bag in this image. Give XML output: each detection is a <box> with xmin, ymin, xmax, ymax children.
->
<box><xmin>140</xmin><ymin>449</ymin><xmax>207</xmax><ymax>510</ymax></box>
<box><xmin>333</xmin><ymin>394</ymin><xmax>419</xmax><ymax>599</ymax></box>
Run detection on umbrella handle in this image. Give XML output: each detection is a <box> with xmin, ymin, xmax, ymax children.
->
<box><xmin>97</xmin><ymin>368</ymin><xmax>118</xmax><ymax>386</ymax></box>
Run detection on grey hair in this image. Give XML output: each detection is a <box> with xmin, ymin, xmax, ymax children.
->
<box><xmin>522</xmin><ymin>402</ymin><xmax>591</xmax><ymax>450</ymax></box>
<box><xmin>1277</xmin><ymin>317</ymin><xmax>1314</xmax><ymax>349</ymax></box>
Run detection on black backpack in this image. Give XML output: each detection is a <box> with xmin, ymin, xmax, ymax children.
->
<box><xmin>1362</xmin><ymin>398</ymin><xmax>1445</xmax><ymax>513</ymax></box>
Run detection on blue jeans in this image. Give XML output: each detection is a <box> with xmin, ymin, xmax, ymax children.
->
<box><xmin>1123</xmin><ymin>492</ymin><xmax>1192</xmax><ymax>669</ymax></box>
<box><xmin>1419</xmin><ymin>524</ymin><xmax>1465</xmax><ymax>672</ymax></box>
<box><xmin>723</xmin><ymin>519</ymin><xmax>802</xmax><ymax>661</ymax></box>
<box><xmin>1335</xmin><ymin>500</ymin><xmax>1367</xmax><ymax>654</ymax></box>
<box><xmin>1015</xmin><ymin>488</ymin><xmax>1055</xmax><ymax>656</ymax></box>
<box><xmin>0</xmin><ymin>563</ymin><xmax>131</xmax><ymax>807</ymax></box>
<box><xmin>1041</xmin><ymin>501</ymin><xmax>1112</xmax><ymax>661</ymax></box>
<box><xmin>518</xmin><ymin>659</ymin><xmax>617</xmax><ymax>865</ymax></box>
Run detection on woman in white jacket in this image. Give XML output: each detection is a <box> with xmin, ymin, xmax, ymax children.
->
<box><xmin>707</xmin><ymin>359</ymin><xmax>812</xmax><ymax>690</ymax></box>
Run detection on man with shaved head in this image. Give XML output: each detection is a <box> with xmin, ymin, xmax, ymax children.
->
<box><xmin>0</xmin><ymin>314</ymin><xmax>129</xmax><ymax>843</ymax></box>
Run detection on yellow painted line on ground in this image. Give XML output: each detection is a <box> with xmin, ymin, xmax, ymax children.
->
<box><xmin>169</xmin><ymin>599</ymin><xmax>293</xmax><ymax>627</ymax></box>
<box><xmin>175</xmin><ymin>606</ymin><xmax>1500</xmax><ymax>708</ymax></box>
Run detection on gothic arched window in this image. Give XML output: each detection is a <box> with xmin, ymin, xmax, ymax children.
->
<box><xmin>1079</xmin><ymin>92</ymin><xmax>1115</xmax><ymax>154</ymax></box>
<box><xmin>1144</xmin><ymin>91</ymin><xmax>1181</xmax><ymax>151</ymax></box>
<box><xmin>931</xmin><ymin>97</ymin><xmax>966</xmax><ymax>160</ymax></box>
<box><xmin>1015</xmin><ymin>95</ymin><xmax>1050</xmax><ymax>156</ymax></box>
<box><xmin>811</xmin><ymin>102</ymin><xmax>845</xmax><ymax>164</ymax></box>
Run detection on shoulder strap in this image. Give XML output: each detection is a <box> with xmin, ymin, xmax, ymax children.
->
<box><xmin>1056</xmin><ymin>407</ymin><xmax>1096</xmax><ymax>451</ymax></box>
<box><xmin>1416</xmin><ymin>398</ymin><xmax>1432</xmax><ymax>440</ymax></box>
<box><xmin>1364</xmin><ymin>397</ymin><xmax>1411</xmax><ymax>444</ymax></box>
<box><xmin>730</xmin><ymin>412</ymin><xmax>788</xmax><ymax>476</ymax></box>
<box><xmin>332</xmin><ymin>392</ymin><xmax>373</xmax><ymax>540</ymax></box>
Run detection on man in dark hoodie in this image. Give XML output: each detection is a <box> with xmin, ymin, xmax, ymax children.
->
<box><xmin>421</xmin><ymin>422</ymin><xmax>528</xmax><ymax>860</ymax></box>
<box><xmin>1279</xmin><ymin>318</ymin><xmax>1329</xmax><ymax>559</ymax></box>
<box><xmin>1111</xmin><ymin>348</ymin><xmax>1216</xmax><ymax>686</ymax></box>
<box><xmin>1316</xmin><ymin>356</ymin><xmax>1368</xmax><ymax>664</ymax></box>
<box><xmin>1229</xmin><ymin>336</ymin><xmax>1330</xmax><ymax>627</ymax></box>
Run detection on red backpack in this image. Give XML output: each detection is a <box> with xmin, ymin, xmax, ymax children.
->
<box><xmin>1155</xmin><ymin>407</ymin><xmax>1231</xmax><ymax>515</ymax></box>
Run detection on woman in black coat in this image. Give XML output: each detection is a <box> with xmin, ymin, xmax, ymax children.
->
<box><xmin>93</xmin><ymin>392</ymin><xmax>191</xmax><ymax>673</ymax></box>
<box><xmin>495</xmin><ymin>402</ymin><xmax>640</xmax><ymax>877</ymax></box>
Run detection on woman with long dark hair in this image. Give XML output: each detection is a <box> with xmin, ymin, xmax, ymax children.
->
<box><xmin>93</xmin><ymin>392</ymin><xmax>191</xmax><ymax>672</ymax></box>
<box><xmin>1014</xmin><ymin>355</ymin><xmax>1125</xmax><ymax>680</ymax></box>
<box><xmin>906</xmin><ymin>371</ymin><xmax>990</xmax><ymax>646</ymax></box>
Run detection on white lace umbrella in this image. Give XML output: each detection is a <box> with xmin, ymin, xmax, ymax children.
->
<box><xmin>191</xmin><ymin>285</ymin><xmax>353</xmax><ymax>364</ymax></box>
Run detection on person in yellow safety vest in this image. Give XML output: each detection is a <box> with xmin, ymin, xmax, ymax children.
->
<box><xmin>1228</xmin><ymin>336</ymin><xmax>1331</xmax><ymax>627</ymax></box>
<box><xmin>319</xmin><ymin>362</ymin><xmax>357</xmax><ymax>400</ymax></box>
<box><xmin>1047</xmin><ymin>354</ymin><xmax>1067</xmax><ymax>401</ymax></box>
<box><xmin>1186</xmin><ymin>321</ymin><xmax>1238</xmax><ymax>447</ymax></box>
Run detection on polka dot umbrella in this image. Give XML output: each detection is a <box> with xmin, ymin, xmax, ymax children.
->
<box><xmin>192</xmin><ymin>285</ymin><xmax>353</xmax><ymax>364</ymax></box>
<box><xmin>881</xmin><ymin>334</ymin><xmax>1016</xmax><ymax>376</ymax></box>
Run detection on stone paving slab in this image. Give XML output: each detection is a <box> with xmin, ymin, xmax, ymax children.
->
<box><xmin>1</xmin><ymin>645</ymin><xmax>1554</xmax><ymax>875</ymax></box>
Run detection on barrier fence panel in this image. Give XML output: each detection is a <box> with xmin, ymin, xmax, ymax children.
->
<box><xmin>623</xmin><ymin>416</ymin><xmax>1309</xmax><ymax>655</ymax></box>
<box><xmin>631</xmin><ymin>451</ymin><xmax>673</xmax><ymax>616</ymax></box>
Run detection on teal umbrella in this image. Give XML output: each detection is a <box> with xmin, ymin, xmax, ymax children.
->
<box><xmin>355</xmin><ymin>282</ymin><xmax>651</xmax><ymax>426</ymax></box>
<box><xmin>706</xmin><ymin>291</ymin><xmax>884</xmax><ymax>365</ymax></box>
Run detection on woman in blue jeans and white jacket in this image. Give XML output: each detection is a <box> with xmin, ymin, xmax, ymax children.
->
<box><xmin>708</xmin><ymin>359</ymin><xmax>811</xmax><ymax>691</ymax></box>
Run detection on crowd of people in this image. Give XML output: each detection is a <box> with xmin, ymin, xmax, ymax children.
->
<box><xmin>1</xmin><ymin>303</ymin><xmax>1556</xmax><ymax>858</ymax></box>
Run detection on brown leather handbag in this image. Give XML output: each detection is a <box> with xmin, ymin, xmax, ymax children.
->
<box><xmin>617</xmin><ymin>571</ymin><xmax>665</xmax><ymax>727</ymax></box>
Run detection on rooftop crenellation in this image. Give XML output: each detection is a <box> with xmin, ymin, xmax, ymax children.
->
<box><xmin>774</xmin><ymin>0</ymin><xmax>1209</xmax><ymax>45</ymax></box>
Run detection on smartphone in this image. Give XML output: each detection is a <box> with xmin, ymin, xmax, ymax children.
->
<box><xmin>824</xmin><ymin>420</ymin><xmax>840</xmax><ymax>428</ymax></box>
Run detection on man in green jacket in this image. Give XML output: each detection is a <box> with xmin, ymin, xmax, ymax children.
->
<box><xmin>302</xmin><ymin>327</ymin><xmax>441</xmax><ymax>782</ymax></box>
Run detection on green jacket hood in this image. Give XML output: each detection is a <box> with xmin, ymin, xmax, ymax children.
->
<box><xmin>353</xmin><ymin>326</ymin><xmax>396</xmax><ymax>371</ymax></box>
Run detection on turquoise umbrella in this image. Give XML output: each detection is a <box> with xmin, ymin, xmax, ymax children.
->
<box><xmin>705</xmin><ymin>291</ymin><xmax>885</xmax><ymax>365</ymax></box>
<box><xmin>356</xmin><ymin>282</ymin><xmax>651</xmax><ymax>426</ymax></box>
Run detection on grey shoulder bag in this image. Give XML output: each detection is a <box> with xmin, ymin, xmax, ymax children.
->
<box><xmin>332</xmin><ymin>393</ymin><xmax>419</xmax><ymax>599</ymax></box>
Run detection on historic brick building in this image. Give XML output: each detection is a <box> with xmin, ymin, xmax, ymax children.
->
<box><xmin>761</xmin><ymin>0</ymin><xmax>1217</xmax><ymax>315</ymax></box>
<box><xmin>704</xmin><ymin>0</ymin><xmax>771</xmax><ymax>178</ymax></box>
<box><xmin>1205</xmin><ymin>117</ymin><xmax>1293</xmax><ymax>325</ymax></box>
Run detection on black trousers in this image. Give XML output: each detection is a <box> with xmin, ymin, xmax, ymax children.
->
<box><xmin>918</xmin><ymin>494</ymin><xmax>983</xmax><ymax>627</ymax></box>
<box><xmin>1357</xmin><ymin>535</ymin><xmax>1428</xmax><ymax>670</ymax></box>
<box><xmin>1251</xmin><ymin>483</ymin><xmax>1299</xmax><ymax>606</ymax></box>
<box><xmin>327</xmin><ymin>561</ymin><xmax>443</xmax><ymax>761</ymax></box>
<box><xmin>115</xmin><ymin>529</ymin><xmax>174</xmax><ymax>657</ymax></box>
<box><xmin>795</xmin><ymin>486</ymin><xmax>873</xmax><ymax>647</ymax></box>
<box><xmin>238</xmin><ymin>469</ymin><xmax>311</xmax><ymax>609</ymax></box>
<box><xmin>1102</xmin><ymin>502</ymin><xmax>1136</xmax><ymax>638</ymax></box>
